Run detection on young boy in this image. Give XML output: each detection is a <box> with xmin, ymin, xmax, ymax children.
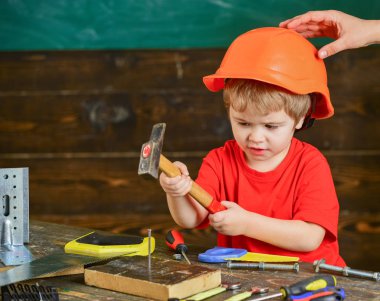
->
<box><xmin>159</xmin><ymin>27</ymin><xmax>345</xmax><ymax>266</ymax></box>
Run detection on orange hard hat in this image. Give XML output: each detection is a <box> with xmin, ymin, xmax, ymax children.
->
<box><xmin>203</xmin><ymin>27</ymin><xmax>333</xmax><ymax>119</ymax></box>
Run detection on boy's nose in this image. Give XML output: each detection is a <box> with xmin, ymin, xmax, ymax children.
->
<box><xmin>248</xmin><ymin>127</ymin><xmax>264</xmax><ymax>143</ymax></box>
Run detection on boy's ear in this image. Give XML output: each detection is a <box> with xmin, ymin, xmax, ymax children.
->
<box><xmin>296</xmin><ymin>94</ymin><xmax>317</xmax><ymax>131</ymax></box>
<box><xmin>295</xmin><ymin>117</ymin><xmax>305</xmax><ymax>130</ymax></box>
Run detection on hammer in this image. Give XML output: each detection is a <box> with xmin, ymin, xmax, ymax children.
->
<box><xmin>138</xmin><ymin>123</ymin><xmax>226</xmax><ymax>214</ymax></box>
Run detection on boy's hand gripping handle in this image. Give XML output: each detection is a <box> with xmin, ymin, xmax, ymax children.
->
<box><xmin>159</xmin><ymin>155</ymin><xmax>226</xmax><ymax>213</ymax></box>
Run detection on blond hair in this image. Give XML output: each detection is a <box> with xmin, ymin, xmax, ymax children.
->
<box><xmin>224</xmin><ymin>79</ymin><xmax>311</xmax><ymax>124</ymax></box>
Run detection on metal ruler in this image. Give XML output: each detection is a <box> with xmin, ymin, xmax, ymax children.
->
<box><xmin>0</xmin><ymin>232</ymin><xmax>155</xmax><ymax>287</ymax></box>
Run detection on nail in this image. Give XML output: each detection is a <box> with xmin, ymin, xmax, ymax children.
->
<box><xmin>319</xmin><ymin>50</ymin><xmax>328</xmax><ymax>59</ymax></box>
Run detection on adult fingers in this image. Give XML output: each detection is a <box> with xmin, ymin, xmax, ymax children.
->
<box><xmin>281</xmin><ymin>11</ymin><xmax>334</xmax><ymax>29</ymax></box>
<box><xmin>318</xmin><ymin>39</ymin><xmax>346</xmax><ymax>59</ymax></box>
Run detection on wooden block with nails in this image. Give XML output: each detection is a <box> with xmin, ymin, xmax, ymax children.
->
<box><xmin>84</xmin><ymin>256</ymin><xmax>221</xmax><ymax>300</ymax></box>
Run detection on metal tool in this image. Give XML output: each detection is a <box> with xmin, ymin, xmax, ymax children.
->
<box><xmin>0</xmin><ymin>168</ymin><xmax>33</xmax><ymax>265</ymax></box>
<box><xmin>225</xmin><ymin>287</ymin><xmax>269</xmax><ymax>301</ymax></box>
<box><xmin>36</xmin><ymin>283</ymin><xmax>44</xmax><ymax>301</ymax></box>
<box><xmin>314</xmin><ymin>258</ymin><xmax>380</xmax><ymax>281</ymax></box>
<box><xmin>0</xmin><ymin>232</ymin><xmax>155</xmax><ymax>287</ymax></box>
<box><xmin>166</xmin><ymin>230</ymin><xmax>191</xmax><ymax>265</ymax></box>
<box><xmin>0</xmin><ymin>252</ymin><xmax>110</xmax><ymax>287</ymax></box>
<box><xmin>1</xmin><ymin>283</ymin><xmax>59</xmax><ymax>301</ymax></box>
<box><xmin>247</xmin><ymin>287</ymin><xmax>345</xmax><ymax>301</ymax></box>
<box><xmin>226</xmin><ymin>261</ymin><xmax>300</xmax><ymax>272</ymax></box>
<box><xmin>148</xmin><ymin>228</ymin><xmax>152</xmax><ymax>272</ymax></box>
<box><xmin>222</xmin><ymin>282</ymin><xmax>242</xmax><ymax>290</ymax></box>
<box><xmin>244</xmin><ymin>274</ymin><xmax>337</xmax><ymax>301</ymax></box>
<box><xmin>138</xmin><ymin>123</ymin><xmax>226</xmax><ymax>213</ymax></box>
<box><xmin>173</xmin><ymin>253</ymin><xmax>183</xmax><ymax>261</ymax></box>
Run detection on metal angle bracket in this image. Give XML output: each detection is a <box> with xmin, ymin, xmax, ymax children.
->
<box><xmin>0</xmin><ymin>168</ymin><xmax>33</xmax><ymax>265</ymax></box>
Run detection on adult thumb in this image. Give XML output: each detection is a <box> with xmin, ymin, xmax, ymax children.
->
<box><xmin>318</xmin><ymin>40</ymin><xmax>346</xmax><ymax>59</ymax></box>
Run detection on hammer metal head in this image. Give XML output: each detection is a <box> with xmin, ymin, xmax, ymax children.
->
<box><xmin>138</xmin><ymin>123</ymin><xmax>166</xmax><ymax>179</ymax></box>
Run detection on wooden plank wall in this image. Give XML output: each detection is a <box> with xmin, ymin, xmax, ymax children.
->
<box><xmin>0</xmin><ymin>48</ymin><xmax>379</xmax><ymax>269</ymax></box>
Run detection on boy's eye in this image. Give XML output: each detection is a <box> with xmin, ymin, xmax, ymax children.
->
<box><xmin>265</xmin><ymin>124</ymin><xmax>278</xmax><ymax>129</ymax></box>
<box><xmin>238</xmin><ymin>122</ymin><xmax>250</xmax><ymax>126</ymax></box>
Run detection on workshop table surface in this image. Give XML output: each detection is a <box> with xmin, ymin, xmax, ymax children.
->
<box><xmin>1</xmin><ymin>221</ymin><xmax>379</xmax><ymax>301</ymax></box>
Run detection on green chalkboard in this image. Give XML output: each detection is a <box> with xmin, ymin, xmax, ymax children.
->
<box><xmin>0</xmin><ymin>0</ymin><xmax>379</xmax><ymax>51</ymax></box>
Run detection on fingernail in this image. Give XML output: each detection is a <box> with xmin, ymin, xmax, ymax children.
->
<box><xmin>319</xmin><ymin>50</ymin><xmax>327</xmax><ymax>59</ymax></box>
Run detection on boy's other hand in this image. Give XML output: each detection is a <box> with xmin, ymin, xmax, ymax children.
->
<box><xmin>159</xmin><ymin>161</ymin><xmax>192</xmax><ymax>197</ymax></box>
<box><xmin>209</xmin><ymin>201</ymin><xmax>249</xmax><ymax>236</ymax></box>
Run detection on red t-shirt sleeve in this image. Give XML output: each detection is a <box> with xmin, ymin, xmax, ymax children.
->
<box><xmin>293</xmin><ymin>151</ymin><xmax>339</xmax><ymax>240</ymax></box>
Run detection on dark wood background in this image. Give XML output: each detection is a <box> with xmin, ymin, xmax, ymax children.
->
<box><xmin>0</xmin><ymin>47</ymin><xmax>379</xmax><ymax>270</ymax></box>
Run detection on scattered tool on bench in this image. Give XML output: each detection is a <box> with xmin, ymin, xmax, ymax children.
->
<box><xmin>166</xmin><ymin>230</ymin><xmax>191</xmax><ymax>265</ymax></box>
<box><xmin>248</xmin><ymin>287</ymin><xmax>345</xmax><ymax>301</ymax></box>
<box><xmin>138</xmin><ymin>123</ymin><xmax>226</xmax><ymax>213</ymax></box>
<box><xmin>225</xmin><ymin>287</ymin><xmax>269</xmax><ymax>301</ymax></box>
<box><xmin>198</xmin><ymin>247</ymin><xmax>299</xmax><ymax>263</ymax></box>
<box><xmin>0</xmin><ymin>168</ymin><xmax>34</xmax><ymax>266</ymax></box>
<box><xmin>1</xmin><ymin>283</ymin><xmax>59</xmax><ymax>301</ymax></box>
<box><xmin>0</xmin><ymin>231</ymin><xmax>154</xmax><ymax>287</ymax></box>
<box><xmin>244</xmin><ymin>274</ymin><xmax>341</xmax><ymax>301</ymax></box>
<box><xmin>64</xmin><ymin>231</ymin><xmax>154</xmax><ymax>257</ymax></box>
<box><xmin>226</xmin><ymin>261</ymin><xmax>300</xmax><ymax>272</ymax></box>
<box><xmin>314</xmin><ymin>258</ymin><xmax>380</xmax><ymax>281</ymax></box>
<box><xmin>148</xmin><ymin>228</ymin><xmax>153</xmax><ymax>271</ymax></box>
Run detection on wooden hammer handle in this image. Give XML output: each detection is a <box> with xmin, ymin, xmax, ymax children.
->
<box><xmin>159</xmin><ymin>154</ymin><xmax>225</xmax><ymax>213</ymax></box>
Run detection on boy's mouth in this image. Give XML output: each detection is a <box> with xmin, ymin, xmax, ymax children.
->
<box><xmin>247</xmin><ymin>147</ymin><xmax>266</xmax><ymax>155</ymax></box>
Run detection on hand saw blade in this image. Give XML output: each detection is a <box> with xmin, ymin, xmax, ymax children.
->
<box><xmin>0</xmin><ymin>251</ymin><xmax>129</xmax><ymax>287</ymax></box>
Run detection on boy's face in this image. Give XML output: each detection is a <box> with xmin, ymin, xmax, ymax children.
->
<box><xmin>229</xmin><ymin>106</ymin><xmax>304</xmax><ymax>172</ymax></box>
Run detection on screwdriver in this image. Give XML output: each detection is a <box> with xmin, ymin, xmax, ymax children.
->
<box><xmin>246</xmin><ymin>274</ymin><xmax>337</xmax><ymax>301</ymax></box>
<box><xmin>294</xmin><ymin>287</ymin><xmax>345</xmax><ymax>301</ymax></box>
<box><xmin>166</xmin><ymin>230</ymin><xmax>191</xmax><ymax>265</ymax></box>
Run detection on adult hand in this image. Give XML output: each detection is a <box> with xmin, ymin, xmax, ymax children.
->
<box><xmin>280</xmin><ymin>10</ymin><xmax>380</xmax><ymax>59</ymax></box>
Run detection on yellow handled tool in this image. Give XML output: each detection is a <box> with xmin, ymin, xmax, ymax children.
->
<box><xmin>64</xmin><ymin>231</ymin><xmax>155</xmax><ymax>258</ymax></box>
<box><xmin>225</xmin><ymin>252</ymin><xmax>298</xmax><ymax>263</ymax></box>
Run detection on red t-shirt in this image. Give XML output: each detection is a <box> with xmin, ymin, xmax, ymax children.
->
<box><xmin>195</xmin><ymin>138</ymin><xmax>345</xmax><ymax>266</ymax></box>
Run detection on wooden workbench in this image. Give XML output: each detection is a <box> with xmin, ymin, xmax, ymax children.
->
<box><xmin>2</xmin><ymin>221</ymin><xmax>379</xmax><ymax>300</ymax></box>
